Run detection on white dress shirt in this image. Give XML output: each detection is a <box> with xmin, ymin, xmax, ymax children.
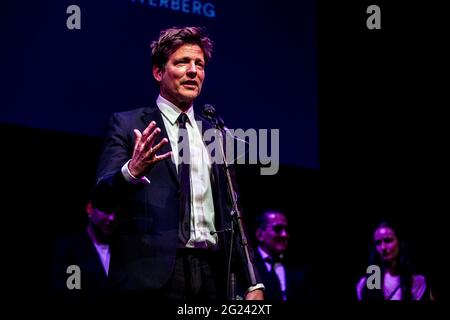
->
<box><xmin>122</xmin><ymin>95</ymin><xmax>218</xmax><ymax>248</ymax></box>
<box><xmin>87</xmin><ymin>226</ymin><xmax>111</xmax><ymax>276</ymax></box>
<box><xmin>156</xmin><ymin>95</ymin><xmax>218</xmax><ymax>248</ymax></box>
<box><xmin>93</xmin><ymin>242</ymin><xmax>110</xmax><ymax>276</ymax></box>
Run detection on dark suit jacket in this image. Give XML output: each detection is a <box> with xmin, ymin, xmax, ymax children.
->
<box><xmin>93</xmin><ymin>106</ymin><xmax>260</xmax><ymax>294</ymax></box>
<box><xmin>254</xmin><ymin>249</ymin><xmax>314</xmax><ymax>302</ymax></box>
<box><xmin>51</xmin><ymin>231</ymin><xmax>108</xmax><ymax>298</ymax></box>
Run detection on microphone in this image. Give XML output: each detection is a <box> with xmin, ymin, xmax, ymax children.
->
<box><xmin>202</xmin><ymin>103</ymin><xmax>216</xmax><ymax>118</ymax></box>
<box><xmin>201</xmin><ymin>104</ymin><xmax>249</xmax><ymax>145</ymax></box>
<box><xmin>202</xmin><ymin>104</ymin><xmax>226</xmax><ymax>129</ymax></box>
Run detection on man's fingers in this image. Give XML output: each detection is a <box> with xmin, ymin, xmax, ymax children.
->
<box><xmin>155</xmin><ymin>151</ymin><xmax>172</xmax><ymax>161</ymax></box>
<box><xmin>133</xmin><ymin>129</ymin><xmax>142</xmax><ymax>150</ymax></box>
<box><xmin>136</xmin><ymin>124</ymin><xmax>170</xmax><ymax>166</ymax></box>
<box><xmin>143</xmin><ymin>127</ymin><xmax>161</xmax><ymax>151</ymax></box>
<box><xmin>151</xmin><ymin>137</ymin><xmax>169</xmax><ymax>154</ymax></box>
<box><xmin>141</xmin><ymin>121</ymin><xmax>156</xmax><ymax>140</ymax></box>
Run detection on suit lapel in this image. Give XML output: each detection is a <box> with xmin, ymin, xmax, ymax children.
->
<box><xmin>196</xmin><ymin>113</ymin><xmax>224</xmax><ymax>185</ymax></box>
<box><xmin>141</xmin><ymin>107</ymin><xmax>179</xmax><ymax>185</ymax></box>
<box><xmin>196</xmin><ymin>114</ymin><xmax>225</xmax><ymax>228</ymax></box>
<box><xmin>196</xmin><ymin>112</ymin><xmax>215</xmax><ymax>151</ymax></box>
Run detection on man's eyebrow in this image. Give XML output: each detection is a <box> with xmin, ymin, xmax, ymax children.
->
<box><xmin>174</xmin><ymin>57</ymin><xmax>190</xmax><ymax>61</ymax></box>
<box><xmin>174</xmin><ymin>56</ymin><xmax>204</xmax><ymax>61</ymax></box>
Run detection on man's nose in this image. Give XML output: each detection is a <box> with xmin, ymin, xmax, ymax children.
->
<box><xmin>187</xmin><ymin>62</ymin><xmax>197</xmax><ymax>75</ymax></box>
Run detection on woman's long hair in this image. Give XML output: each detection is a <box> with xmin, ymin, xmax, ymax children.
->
<box><xmin>361</xmin><ymin>221</ymin><xmax>413</xmax><ymax>301</ymax></box>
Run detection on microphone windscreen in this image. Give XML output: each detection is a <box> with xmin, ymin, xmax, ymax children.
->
<box><xmin>202</xmin><ymin>104</ymin><xmax>216</xmax><ymax>118</ymax></box>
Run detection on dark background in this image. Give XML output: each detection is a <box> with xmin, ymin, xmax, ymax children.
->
<box><xmin>1</xmin><ymin>0</ymin><xmax>448</xmax><ymax>312</ymax></box>
<box><xmin>0</xmin><ymin>0</ymin><xmax>318</xmax><ymax>169</ymax></box>
<box><xmin>316</xmin><ymin>0</ymin><xmax>447</xmax><ymax>303</ymax></box>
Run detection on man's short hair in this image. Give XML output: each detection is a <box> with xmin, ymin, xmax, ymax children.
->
<box><xmin>255</xmin><ymin>210</ymin><xmax>287</xmax><ymax>229</ymax></box>
<box><xmin>150</xmin><ymin>26</ymin><xmax>213</xmax><ymax>69</ymax></box>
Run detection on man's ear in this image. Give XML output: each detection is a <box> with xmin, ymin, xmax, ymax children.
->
<box><xmin>86</xmin><ymin>201</ymin><xmax>93</xmax><ymax>218</ymax></box>
<box><xmin>153</xmin><ymin>65</ymin><xmax>162</xmax><ymax>82</ymax></box>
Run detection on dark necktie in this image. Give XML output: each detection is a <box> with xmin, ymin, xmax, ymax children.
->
<box><xmin>177</xmin><ymin>113</ymin><xmax>191</xmax><ymax>245</ymax></box>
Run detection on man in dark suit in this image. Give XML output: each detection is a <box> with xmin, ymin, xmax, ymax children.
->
<box><xmin>51</xmin><ymin>201</ymin><xmax>118</xmax><ymax>299</ymax></box>
<box><xmin>254</xmin><ymin>210</ymin><xmax>314</xmax><ymax>301</ymax></box>
<box><xmin>93</xmin><ymin>26</ymin><xmax>263</xmax><ymax>301</ymax></box>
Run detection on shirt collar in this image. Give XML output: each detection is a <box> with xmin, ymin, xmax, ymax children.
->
<box><xmin>258</xmin><ymin>246</ymin><xmax>284</xmax><ymax>263</ymax></box>
<box><xmin>156</xmin><ymin>95</ymin><xmax>195</xmax><ymax>127</ymax></box>
<box><xmin>258</xmin><ymin>246</ymin><xmax>270</xmax><ymax>261</ymax></box>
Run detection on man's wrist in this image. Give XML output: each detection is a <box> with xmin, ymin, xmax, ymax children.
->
<box><xmin>121</xmin><ymin>160</ymin><xmax>150</xmax><ymax>185</ymax></box>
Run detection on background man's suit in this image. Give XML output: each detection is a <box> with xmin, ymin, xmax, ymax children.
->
<box><xmin>51</xmin><ymin>232</ymin><xmax>108</xmax><ymax>298</ymax></box>
<box><xmin>254</xmin><ymin>250</ymin><xmax>314</xmax><ymax>301</ymax></box>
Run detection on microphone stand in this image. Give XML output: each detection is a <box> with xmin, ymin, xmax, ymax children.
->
<box><xmin>207</xmin><ymin>115</ymin><xmax>257</xmax><ymax>300</ymax></box>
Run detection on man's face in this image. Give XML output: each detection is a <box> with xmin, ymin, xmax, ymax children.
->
<box><xmin>374</xmin><ymin>226</ymin><xmax>399</xmax><ymax>263</ymax></box>
<box><xmin>256</xmin><ymin>212</ymin><xmax>290</xmax><ymax>256</ymax></box>
<box><xmin>87</xmin><ymin>203</ymin><xmax>118</xmax><ymax>238</ymax></box>
<box><xmin>153</xmin><ymin>44</ymin><xmax>205</xmax><ymax>110</ymax></box>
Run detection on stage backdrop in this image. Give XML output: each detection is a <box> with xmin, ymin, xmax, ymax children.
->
<box><xmin>1</xmin><ymin>0</ymin><xmax>318</xmax><ymax>169</ymax></box>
